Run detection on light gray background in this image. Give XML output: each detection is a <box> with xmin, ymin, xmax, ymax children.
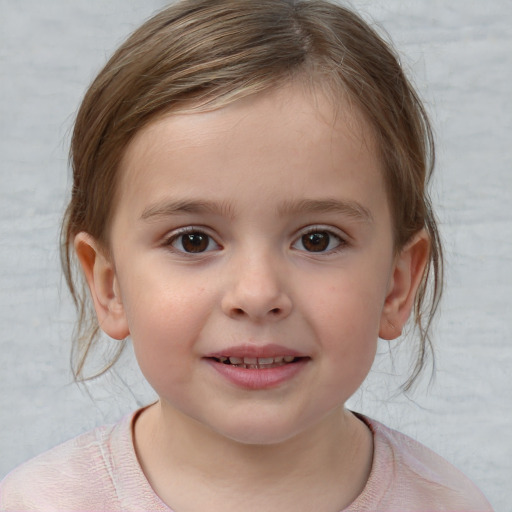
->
<box><xmin>0</xmin><ymin>1</ymin><xmax>510</xmax><ymax>511</ymax></box>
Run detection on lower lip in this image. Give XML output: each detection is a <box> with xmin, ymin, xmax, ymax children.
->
<box><xmin>206</xmin><ymin>359</ymin><xmax>309</xmax><ymax>390</ymax></box>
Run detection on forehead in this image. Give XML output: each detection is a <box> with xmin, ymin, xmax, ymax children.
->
<box><xmin>115</xmin><ymin>82</ymin><xmax>385</xmax><ymax>217</ymax></box>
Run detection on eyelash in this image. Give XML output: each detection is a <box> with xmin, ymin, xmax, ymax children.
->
<box><xmin>163</xmin><ymin>227</ymin><xmax>220</xmax><ymax>254</ymax></box>
<box><xmin>292</xmin><ymin>226</ymin><xmax>348</xmax><ymax>254</ymax></box>
<box><xmin>163</xmin><ymin>225</ymin><xmax>348</xmax><ymax>255</ymax></box>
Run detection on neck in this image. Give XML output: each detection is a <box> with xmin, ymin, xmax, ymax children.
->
<box><xmin>134</xmin><ymin>401</ymin><xmax>373</xmax><ymax>512</ymax></box>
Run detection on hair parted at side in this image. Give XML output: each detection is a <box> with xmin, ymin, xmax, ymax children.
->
<box><xmin>61</xmin><ymin>0</ymin><xmax>443</xmax><ymax>389</ymax></box>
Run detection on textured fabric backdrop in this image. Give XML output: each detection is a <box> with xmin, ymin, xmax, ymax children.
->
<box><xmin>0</xmin><ymin>1</ymin><xmax>510</xmax><ymax>510</ymax></box>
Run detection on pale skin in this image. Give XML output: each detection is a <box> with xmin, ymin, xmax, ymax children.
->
<box><xmin>75</xmin><ymin>82</ymin><xmax>429</xmax><ymax>511</ymax></box>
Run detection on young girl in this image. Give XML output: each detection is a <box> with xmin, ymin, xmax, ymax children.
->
<box><xmin>0</xmin><ymin>0</ymin><xmax>494</xmax><ymax>510</ymax></box>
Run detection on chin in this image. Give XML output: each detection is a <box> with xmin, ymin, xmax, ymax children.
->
<box><xmin>219</xmin><ymin>426</ymin><xmax>300</xmax><ymax>446</ymax></box>
<box><xmin>208</xmin><ymin>412</ymin><xmax>319</xmax><ymax>447</ymax></box>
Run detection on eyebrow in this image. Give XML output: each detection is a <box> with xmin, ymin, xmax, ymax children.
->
<box><xmin>140</xmin><ymin>199</ymin><xmax>235</xmax><ymax>221</ymax></box>
<box><xmin>278</xmin><ymin>199</ymin><xmax>373</xmax><ymax>223</ymax></box>
<box><xmin>141</xmin><ymin>198</ymin><xmax>373</xmax><ymax>223</ymax></box>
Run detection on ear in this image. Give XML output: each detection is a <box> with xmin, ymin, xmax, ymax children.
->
<box><xmin>74</xmin><ymin>232</ymin><xmax>130</xmax><ymax>340</ymax></box>
<box><xmin>379</xmin><ymin>230</ymin><xmax>429</xmax><ymax>340</ymax></box>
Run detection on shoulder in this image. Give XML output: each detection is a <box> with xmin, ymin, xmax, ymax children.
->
<box><xmin>348</xmin><ymin>415</ymin><xmax>494</xmax><ymax>512</ymax></box>
<box><xmin>0</xmin><ymin>416</ymin><xmax>127</xmax><ymax>511</ymax></box>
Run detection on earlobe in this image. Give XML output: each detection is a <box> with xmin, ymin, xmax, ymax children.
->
<box><xmin>379</xmin><ymin>230</ymin><xmax>430</xmax><ymax>340</ymax></box>
<box><xmin>74</xmin><ymin>232</ymin><xmax>129</xmax><ymax>340</ymax></box>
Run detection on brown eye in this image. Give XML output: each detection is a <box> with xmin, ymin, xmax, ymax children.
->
<box><xmin>293</xmin><ymin>229</ymin><xmax>344</xmax><ymax>253</ymax></box>
<box><xmin>181</xmin><ymin>233</ymin><xmax>208</xmax><ymax>252</ymax></box>
<box><xmin>301</xmin><ymin>232</ymin><xmax>330</xmax><ymax>252</ymax></box>
<box><xmin>170</xmin><ymin>231</ymin><xmax>219</xmax><ymax>253</ymax></box>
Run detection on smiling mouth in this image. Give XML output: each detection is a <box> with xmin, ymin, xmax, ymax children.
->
<box><xmin>210</xmin><ymin>355</ymin><xmax>303</xmax><ymax>369</ymax></box>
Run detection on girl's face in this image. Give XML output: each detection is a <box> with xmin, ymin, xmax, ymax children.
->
<box><xmin>82</xmin><ymin>83</ymin><xmax>422</xmax><ymax>445</ymax></box>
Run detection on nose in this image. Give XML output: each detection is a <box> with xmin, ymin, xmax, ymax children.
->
<box><xmin>221</xmin><ymin>252</ymin><xmax>292</xmax><ymax>322</ymax></box>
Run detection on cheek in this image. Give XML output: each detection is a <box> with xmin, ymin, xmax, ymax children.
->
<box><xmin>317</xmin><ymin>291</ymin><xmax>379</xmax><ymax>364</ymax></box>
<box><xmin>315</xmin><ymin>293</ymin><xmax>379</xmax><ymax>400</ymax></box>
<box><xmin>120</xmin><ymin>274</ymin><xmax>213</xmax><ymax>388</ymax></box>
<box><xmin>306</xmin><ymin>269</ymin><xmax>388</xmax><ymax>336</ymax></box>
<box><xmin>301</xmin><ymin>270</ymin><xmax>386</xmax><ymax>384</ymax></box>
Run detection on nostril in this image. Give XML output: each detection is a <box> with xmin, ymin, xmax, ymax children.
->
<box><xmin>230</xmin><ymin>306</ymin><xmax>282</xmax><ymax>318</ymax></box>
<box><xmin>223</xmin><ymin>293</ymin><xmax>292</xmax><ymax>321</ymax></box>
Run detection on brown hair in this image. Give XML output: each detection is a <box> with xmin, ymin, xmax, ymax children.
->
<box><xmin>62</xmin><ymin>0</ymin><xmax>443</xmax><ymax>390</ymax></box>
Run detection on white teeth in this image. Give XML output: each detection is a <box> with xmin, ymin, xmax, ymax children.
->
<box><xmin>219</xmin><ymin>355</ymin><xmax>298</xmax><ymax>366</ymax></box>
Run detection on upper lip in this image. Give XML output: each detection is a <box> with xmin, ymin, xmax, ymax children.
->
<box><xmin>204</xmin><ymin>344</ymin><xmax>307</xmax><ymax>359</ymax></box>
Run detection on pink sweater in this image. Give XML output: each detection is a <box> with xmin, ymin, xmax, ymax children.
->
<box><xmin>0</xmin><ymin>411</ymin><xmax>492</xmax><ymax>511</ymax></box>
